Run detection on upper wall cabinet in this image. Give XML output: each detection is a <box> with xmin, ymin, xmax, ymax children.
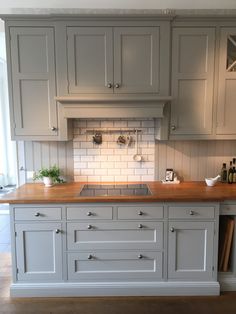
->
<box><xmin>66</xmin><ymin>26</ymin><xmax>161</xmax><ymax>94</ymax></box>
<box><xmin>216</xmin><ymin>28</ymin><xmax>236</xmax><ymax>136</ymax></box>
<box><xmin>9</xmin><ymin>27</ymin><xmax>59</xmax><ymax>140</ymax></box>
<box><xmin>170</xmin><ymin>27</ymin><xmax>215</xmax><ymax>138</ymax></box>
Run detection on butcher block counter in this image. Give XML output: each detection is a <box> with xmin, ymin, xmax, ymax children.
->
<box><xmin>1</xmin><ymin>181</ymin><xmax>236</xmax><ymax>204</ymax></box>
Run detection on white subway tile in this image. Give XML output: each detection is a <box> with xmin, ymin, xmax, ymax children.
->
<box><xmin>135</xmin><ymin>169</ymin><xmax>148</xmax><ymax>175</ymax></box>
<box><xmin>148</xmin><ymin>169</ymin><xmax>155</xmax><ymax>175</ymax></box>
<box><xmin>94</xmin><ymin>169</ymin><xmax>108</xmax><ymax>175</ymax></box>
<box><xmin>80</xmin><ymin>169</ymin><xmax>94</xmax><ymax>176</ymax></box>
<box><xmin>80</xmin><ymin>142</ymin><xmax>94</xmax><ymax>149</ymax></box>
<box><xmin>74</xmin><ymin>176</ymin><xmax>87</xmax><ymax>182</ymax></box>
<box><xmin>73</xmin><ymin>142</ymin><xmax>81</xmax><ymax>149</ymax></box>
<box><xmin>127</xmin><ymin>175</ymin><xmax>141</xmax><ymax>181</ymax></box>
<box><xmin>74</xmin><ymin>149</ymin><xmax>86</xmax><ymax>155</ymax></box>
<box><xmin>142</xmin><ymin>148</ymin><xmax>155</xmax><ymax>155</ymax></box>
<box><xmin>114</xmin><ymin>162</ymin><xmax>127</xmax><ymax>169</ymax></box>
<box><xmin>87</xmin><ymin>162</ymin><xmax>101</xmax><ymax>169</ymax></box>
<box><xmin>94</xmin><ymin>155</ymin><xmax>108</xmax><ymax>162</ymax></box>
<box><xmin>87</xmin><ymin>121</ymin><xmax>101</xmax><ymax>127</ymax></box>
<box><xmin>128</xmin><ymin>121</ymin><xmax>141</xmax><ymax>127</ymax></box>
<box><xmin>77</xmin><ymin>120</ymin><xmax>87</xmax><ymax>127</ymax></box>
<box><xmin>141</xmin><ymin>175</ymin><xmax>154</xmax><ymax>181</ymax></box>
<box><xmin>108</xmin><ymin>169</ymin><xmax>121</xmax><ymax>175</ymax></box>
<box><xmin>115</xmin><ymin>176</ymin><xmax>128</xmax><ymax>182</ymax></box>
<box><xmin>101</xmin><ymin>120</ymin><xmax>114</xmax><ymax>128</ymax></box>
<box><xmin>128</xmin><ymin>161</ymin><xmax>142</xmax><ymax>169</ymax></box>
<box><xmin>73</xmin><ymin>134</ymin><xmax>87</xmax><ymax>141</ymax></box>
<box><xmin>108</xmin><ymin>155</ymin><xmax>121</xmax><ymax>161</ymax></box>
<box><xmin>81</xmin><ymin>156</ymin><xmax>94</xmax><ymax>162</ymax></box>
<box><xmin>87</xmin><ymin>176</ymin><xmax>101</xmax><ymax>182</ymax></box>
<box><xmin>100</xmin><ymin>148</ymin><xmax>114</xmax><ymax>155</ymax></box>
<box><xmin>142</xmin><ymin>135</ymin><xmax>154</xmax><ymax>141</ymax></box>
<box><xmin>74</xmin><ymin>162</ymin><xmax>87</xmax><ymax>169</ymax></box>
<box><xmin>121</xmin><ymin>168</ymin><xmax>134</xmax><ymax>175</ymax></box>
<box><xmin>87</xmin><ymin>148</ymin><xmax>100</xmax><ymax>156</ymax></box>
<box><xmin>114</xmin><ymin>120</ymin><xmax>128</xmax><ymax>127</ymax></box>
<box><xmin>141</xmin><ymin>120</ymin><xmax>155</xmax><ymax>128</ymax></box>
<box><xmin>107</xmin><ymin>142</ymin><xmax>118</xmax><ymax>149</ymax></box>
<box><xmin>100</xmin><ymin>176</ymin><xmax>115</xmax><ymax>182</ymax></box>
<box><xmin>114</xmin><ymin>148</ymin><xmax>127</xmax><ymax>155</ymax></box>
<box><xmin>141</xmin><ymin>162</ymin><xmax>155</xmax><ymax>169</ymax></box>
<box><xmin>101</xmin><ymin>162</ymin><xmax>114</xmax><ymax>168</ymax></box>
<box><xmin>121</xmin><ymin>155</ymin><xmax>132</xmax><ymax>162</ymax></box>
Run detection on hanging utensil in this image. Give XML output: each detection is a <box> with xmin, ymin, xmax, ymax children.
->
<box><xmin>133</xmin><ymin>129</ymin><xmax>142</xmax><ymax>162</ymax></box>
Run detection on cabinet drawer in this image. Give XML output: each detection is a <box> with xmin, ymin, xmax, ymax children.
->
<box><xmin>168</xmin><ymin>206</ymin><xmax>215</xmax><ymax>219</ymax></box>
<box><xmin>117</xmin><ymin>205</ymin><xmax>163</xmax><ymax>220</ymax></box>
<box><xmin>220</xmin><ymin>203</ymin><xmax>236</xmax><ymax>215</ymax></box>
<box><xmin>68</xmin><ymin>251</ymin><xmax>163</xmax><ymax>281</ymax></box>
<box><xmin>67</xmin><ymin>221</ymin><xmax>163</xmax><ymax>250</ymax></box>
<box><xmin>14</xmin><ymin>207</ymin><xmax>62</xmax><ymax>221</ymax></box>
<box><xmin>66</xmin><ymin>206</ymin><xmax>113</xmax><ymax>220</ymax></box>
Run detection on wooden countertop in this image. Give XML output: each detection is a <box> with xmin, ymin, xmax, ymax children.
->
<box><xmin>1</xmin><ymin>181</ymin><xmax>236</xmax><ymax>204</ymax></box>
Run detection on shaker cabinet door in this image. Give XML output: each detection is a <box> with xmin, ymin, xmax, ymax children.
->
<box><xmin>168</xmin><ymin>221</ymin><xmax>214</xmax><ymax>280</ymax></box>
<box><xmin>67</xmin><ymin>27</ymin><xmax>113</xmax><ymax>94</ymax></box>
<box><xmin>10</xmin><ymin>27</ymin><xmax>58</xmax><ymax>138</ymax></box>
<box><xmin>15</xmin><ymin>223</ymin><xmax>63</xmax><ymax>281</ymax></box>
<box><xmin>113</xmin><ymin>27</ymin><xmax>160</xmax><ymax>94</ymax></box>
<box><xmin>170</xmin><ymin>28</ymin><xmax>215</xmax><ymax>137</ymax></box>
<box><xmin>216</xmin><ymin>28</ymin><xmax>236</xmax><ymax>135</ymax></box>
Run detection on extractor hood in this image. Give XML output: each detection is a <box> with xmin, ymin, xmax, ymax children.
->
<box><xmin>55</xmin><ymin>95</ymin><xmax>172</xmax><ymax>119</ymax></box>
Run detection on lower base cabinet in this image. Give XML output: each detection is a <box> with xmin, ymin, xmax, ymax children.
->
<box><xmin>10</xmin><ymin>203</ymin><xmax>220</xmax><ymax>297</ymax></box>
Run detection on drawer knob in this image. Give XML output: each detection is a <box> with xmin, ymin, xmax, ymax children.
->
<box><xmin>87</xmin><ymin>224</ymin><xmax>93</xmax><ymax>230</ymax></box>
<box><xmin>107</xmin><ymin>83</ymin><xmax>112</xmax><ymax>88</ymax></box>
<box><xmin>55</xmin><ymin>229</ymin><xmax>60</xmax><ymax>234</ymax></box>
<box><xmin>51</xmin><ymin>126</ymin><xmax>57</xmax><ymax>131</ymax></box>
<box><xmin>189</xmin><ymin>210</ymin><xmax>195</xmax><ymax>215</ymax></box>
<box><xmin>138</xmin><ymin>254</ymin><xmax>143</xmax><ymax>259</ymax></box>
<box><xmin>170</xmin><ymin>227</ymin><xmax>175</xmax><ymax>232</ymax></box>
<box><xmin>87</xmin><ymin>211</ymin><xmax>93</xmax><ymax>216</ymax></box>
<box><xmin>138</xmin><ymin>211</ymin><xmax>143</xmax><ymax>216</ymax></box>
<box><xmin>88</xmin><ymin>254</ymin><xmax>93</xmax><ymax>260</ymax></box>
<box><xmin>171</xmin><ymin>125</ymin><xmax>176</xmax><ymax>131</ymax></box>
<box><xmin>138</xmin><ymin>224</ymin><xmax>143</xmax><ymax>229</ymax></box>
<box><xmin>115</xmin><ymin>83</ymin><xmax>120</xmax><ymax>88</ymax></box>
<box><xmin>34</xmin><ymin>212</ymin><xmax>40</xmax><ymax>217</ymax></box>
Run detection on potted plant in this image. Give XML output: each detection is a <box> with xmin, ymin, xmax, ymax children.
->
<box><xmin>33</xmin><ymin>165</ymin><xmax>64</xmax><ymax>187</ymax></box>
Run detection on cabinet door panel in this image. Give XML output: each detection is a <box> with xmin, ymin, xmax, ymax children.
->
<box><xmin>114</xmin><ymin>27</ymin><xmax>160</xmax><ymax>93</ymax></box>
<box><xmin>15</xmin><ymin>223</ymin><xmax>62</xmax><ymax>281</ymax></box>
<box><xmin>171</xmin><ymin>28</ymin><xmax>215</xmax><ymax>136</ymax></box>
<box><xmin>10</xmin><ymin>27</ymin><xmax>57</xmax><ymax>137</ymax></box>
<box><xmin>168</xmin><ymin>221</ymin><xmax>214</xmax><ymax>280</ymax></box>
<box><xmin>217</xmin><ymin>28</ymin><xmax>236</xmax><ymax>135</ymax></box>
<box><xmin>67</xmin><ymin>27</ymin><xmax>113</xmax><ymax>93</ymax></box>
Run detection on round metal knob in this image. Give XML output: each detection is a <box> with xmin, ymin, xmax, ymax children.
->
<box><xmin>138</xmin><ymin>211</ymin><xmax>143</xmax><ymax>216</ymax></box>
<box><xmin>171</xmin><ymin>125</ymin><xmax>176</xmax><ymax>131</ymax></box>
<box><xmin>87</xmin><ymin>212</ymin><xmax>92</xmax><ymax>216</ymax></box>
<box><xmin>170</xmin><ymin>227</ymin><xmax>175</xmax><ymax>232</ymax></box>
<box><xmin>34</xmin><ymin>212</ymin><xmax>40</xmax><ymax>217</ymax></box>
<box><xmin>189</xmin><ymin>210</ymin><xmax>194</xmax><ymax>216</ymax></box>
<box><xmin>115</xmin><ymin>83</ymin><xmax>120</xmax><ymax>88</ymax></box>
<box><xmin>55</xmin><ymin>229</ymin><xmax>60</xmax><ymax>234</ymax></box>
<box><xmin>51</xmin><ymin>126</ymin><xmax>57</xmax><ymax>131</ymax></box>
<box><xmin>88</xmin><ymin>254</ymin><xmax>93</xmax><ymax>260</ymax></box>
<box><xmin>87</xmin><ymin>225</ymin><xmax>92</xmax><ymax>230</ymax></box>
<box><xmin>138</xmin><ymin>224</ymin><xmax>143</xmax><ymax>229</ymax></box>
<box><xmin>107</xmin><ymin>83</ymin><xmax>112</xmax><ymax>88</ymax></box>
<box><xmin>138</xmin><ymin>254</ymin><xmax>143</xmax><ymax>259</ymax></box>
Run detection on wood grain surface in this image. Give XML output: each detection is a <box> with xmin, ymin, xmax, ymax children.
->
<box><xmin>1</xmin><ymin>181</ymin><xmax>236</xmax><ymax>204</ymax></box>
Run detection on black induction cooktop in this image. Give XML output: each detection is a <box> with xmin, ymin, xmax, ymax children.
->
<box><xmin>79</xmin><ymin>184</ymin><xmax>152</xmax><ymax>197</ymax></box>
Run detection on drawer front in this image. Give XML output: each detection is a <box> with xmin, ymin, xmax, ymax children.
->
<box><xmin>14</xmin><ymin>207</ymin><xmax>62</xmax><ymax>221</ymax></box>
<box><xmin>117</xmin><ymin>205</ymin><xmax>163</xmax><ymax>220</ymax></box>
<box><xmin>66</xmin><ymin>206</ymin><xmax>113</xmax><ymax>220</ymax></box>
<box><xmin>220</xmin><ymin>203</ymin><xmax>236</xmax><ymax>215</ymax></box>
<box><xmin>68</xmin><ymin>251</ymin><xmax>163</xmax><ymax>281</ymax></box>
<box><xmin>67</xmin><ymin>221</ymin><xmax>163</xmax><ymax>250</ymax></box>
<box><xmin>168</xmin><ymin>206</ymin><xmax>215</xmax><ymax>219</ymax></box>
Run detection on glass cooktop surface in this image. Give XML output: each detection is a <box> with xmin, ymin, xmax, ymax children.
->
<box><xmin>79</xmin><ymin>184</ymin><xmax>152</xmax><ymax>197</ymax></box>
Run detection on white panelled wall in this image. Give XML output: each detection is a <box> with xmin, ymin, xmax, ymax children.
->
<box><xmin>17</xmin><ymin>119</ymin><xmax>236</xmax><ymax>184</ymax></box>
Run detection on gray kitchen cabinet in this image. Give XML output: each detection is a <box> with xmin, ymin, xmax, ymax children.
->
<box><xmin>170</xmin><ymin>27</ymin><xmax>215</xmax><ymax>138</ymax></box>
<box><xmin>168</xmin><ymin>221</ymin><xmax>215</xmax><ymax>280</ymax></box>
<box><xmin>8</xmin><ymin>27</ymin><xmax>59</xmax><ymax>140</ymax></box>
<box><xmin>15</xmin><ymin>222</ymin><xmax>63</xmax><ymax>281</ymax></box>
<box><xmin>66</xmin><ymin>26</ymin><xmax>161</xmax><ymax>94</ymax></box>
<box><xmin>216</xmin><ymin>28</ymin><xmax>236</xmax><ymax>136</ymax></box>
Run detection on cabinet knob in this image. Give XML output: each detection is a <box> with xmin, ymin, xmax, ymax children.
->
<box><xmin>138</xmin><ymin>224</ymin><xmax>143</xmax><ymax>229</ymax></box>
<box><xmin>107</xmin><ymin>83</ymin><xmax>113</xmax><ymax>88</ymax></box>
<box><xmin>51</xmin><ymin>126</ymin><xmax>57</xmax><ymax>131</ymax></box>
<box><xmin>87</xmin><ymin>224</ymin><xmax>93</xmax><ymax>230</ymax></box>
<box><xmin>34</xmin><ymin>212</ymin><xmax>40</xmax><ymax>217</ymax></box>
<box><xmin>138</xmin><ymin>211</ymin><xmax>143</xmax><ymax>216</ymax></box>
<box><xmin>87</xmin><ymin>254</ymin><xmax>93</xmax><ymax>260</ymax></box>
<box><xmin>189</xmin><ymin>210</ymin><xmax>195</xmax><ymax>215</ymax></box>
<box><xmin>170</xmin><ymin>227</ymin><xmax>175</xmax><ymax>232</ymax></box>
<box><xmin>87</xmin><ymin>211</ymin><xmax>93</xmax><ymax>216</ymax></box>
<box><xmin>115</xmin><ymin>83</ymin><xmax>120</xmax><ymax>88</ymax></box>
<box><xmin>171</xmin><ymin>125</ymin><xmax>176</xmax><ymax>131</ymax></box>
<box><xmin>138</xmin><ymin>254</ymin><xmax>143</xmax><ymax>259</ymax></box>
<box><xmin>55</xmin><ymin>229</ymin><xmax>60</xmax><ymax>234</ymax></box>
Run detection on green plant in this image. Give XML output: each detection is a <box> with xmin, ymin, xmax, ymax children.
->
<box><xmin>33</xmin><ymin>165</ymin><xmax>64</xmax><ymax>183</ymax></box>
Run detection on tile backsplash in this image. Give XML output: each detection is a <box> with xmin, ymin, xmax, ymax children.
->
<box><xmin>73</xmin><ymin>119</ymin><xmax>155</xmax><ymax>182</ymax></box>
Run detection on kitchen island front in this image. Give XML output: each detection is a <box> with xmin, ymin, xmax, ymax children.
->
<box><xmin>2</xmin><ymin>181</ymin><xmax>236</xmax><ymax>297</ymax></box>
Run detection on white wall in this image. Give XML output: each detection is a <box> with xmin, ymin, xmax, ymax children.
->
<box><xmin>0</xmin><ymin>0</ymin><xmax>236</xmax><ymax>10</ymax></box>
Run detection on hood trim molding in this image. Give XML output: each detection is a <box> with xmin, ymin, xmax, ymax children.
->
<box><xmin>56</xmin><ymin>95</ymin><xmax>172</xmax><ymax>119</ymax></box>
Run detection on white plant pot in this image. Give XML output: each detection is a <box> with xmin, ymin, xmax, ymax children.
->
<box><xmin>43</xmin><ymin>177</ymin><xmax>54</xmax><ymax>187</ymax></box>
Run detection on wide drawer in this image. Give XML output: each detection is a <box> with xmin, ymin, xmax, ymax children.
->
<box><xmin>220</xmin><ymin>203</ymin><xmax>236</xmax><ymax>215</ymax></box>
<box><xmin>168</xmin><ymin>206</ymin><xmax>215</xmax><ymax>219</ymax></box>
<box><xmin>66</xmin><ymin>206</ymin><xmax>113</xmax><ymax>220</ymax></box>
<box><xmin>67</xmin><ymin>251</ymin><xmax>163</xmax><ymax>281</ymax></box>
<box><xmin>67</xmin><ymin>221</ymin><xmax>163</xmax><ymax>250</ymax></box>
<box><xmin>14</xmin><ymin>207</ymin><xmax>62</xmax><ymax>221</ymax></box>
<box><xmin>117</xmin><ymin>205</ymin><xmax>163</xmax><ymax>220</ymax></box>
